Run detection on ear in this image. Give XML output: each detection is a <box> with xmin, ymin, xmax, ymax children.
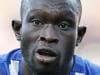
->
<box><xmin>76</xmin><ymin>26</ymin><xmax>87</xmax><ymax>46</ymax></box>
<box><xmin>12</xmin><ymin>20</ymin><xmax>22</xmax><ymax>41</ymax></box>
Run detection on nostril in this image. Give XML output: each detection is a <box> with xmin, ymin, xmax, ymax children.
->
<box><xmin>48</xmin><ymin>39</ymin><xmax>58</xmax><ymax>43</ymax></box>
<box><xmin>40</xmin><ymin>37</ymin><xmax>58</xmax><ymax>43</ymax></box>
<box><xmin>40</xmin><ymin>37</ymin><xmax>46</xmax><ymax>41</ymax></box>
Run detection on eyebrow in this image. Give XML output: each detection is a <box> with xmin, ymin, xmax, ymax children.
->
<box><xmin>56</xmin><ymin>10</ymin><xmax>75</xmax><ymax>23</ymax></box>
<box><xmin>27</xmin><ymin>9</ymin><xmax>75</xmax><ymax>24</ymax></box>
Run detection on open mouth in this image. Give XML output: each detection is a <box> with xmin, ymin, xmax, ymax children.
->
<box><xmin>35</xmin><ymin>49</ymin><xmax>57</xmax><ymax>63</ymax></box>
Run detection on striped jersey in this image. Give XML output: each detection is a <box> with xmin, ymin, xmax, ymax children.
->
<box><xmin>0</xmin><ymin>48</ymin><xmax>100</xmax><ymax>75</ymax></box>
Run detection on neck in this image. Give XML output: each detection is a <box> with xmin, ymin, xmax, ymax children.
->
<box><xmin>22</xmin><ymin>58</ymin><xmax>73</xmax><ymax>75</ymax></box>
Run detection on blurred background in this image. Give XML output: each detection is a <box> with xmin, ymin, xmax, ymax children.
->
<box><xmin>0</xmin><ymin>0</ymin><xmax>100</xmax><ymax>65</ymax></box>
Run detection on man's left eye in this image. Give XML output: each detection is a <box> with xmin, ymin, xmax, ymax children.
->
<box><xmin>58</xmin><ymin>21</ymin><xmax>70</xmax><ymax>30</ymax></box>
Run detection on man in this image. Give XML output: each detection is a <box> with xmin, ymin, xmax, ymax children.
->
<box><xmin>0</xmin><ymin>0</ymin><xmax>100</xmax><ymax>75</ymax></box>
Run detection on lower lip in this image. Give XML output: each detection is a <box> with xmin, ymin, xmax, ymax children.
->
<box><xmin>35</xmin><ymin>53</ymin><xmax>57</xmax><ymax>64</ymax></box>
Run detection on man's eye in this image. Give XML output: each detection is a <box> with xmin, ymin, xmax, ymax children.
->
<box><xmin>58</xmin><ymin>21</ymin><xmax>70</xmax><ymax>30</ymax></box>
<box><xmin>30</xmin><ymin>19</ymin><xmax>42</xmax><ymax>26</ymax></box>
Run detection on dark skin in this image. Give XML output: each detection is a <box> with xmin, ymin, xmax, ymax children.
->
<box><xmin>12</xmin><ymin>0</ymin><xmax>86</xmax><ymax>75</ymax></box>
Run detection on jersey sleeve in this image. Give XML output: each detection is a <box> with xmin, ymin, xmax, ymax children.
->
<box><xmin>84</xmin><ymin>60</ymin><xmax>100</xmax><ymax>75</ymax></box>
<box><xmin>0</xmin><ymin>54</ymin><xmax>10</xmax><ymax>75</ymax></box>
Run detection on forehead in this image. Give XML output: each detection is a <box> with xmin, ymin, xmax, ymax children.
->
<box><xmin>23</xmin><ymin>0</ymin><xmax>77</xmax><ymax>16</ymax></box>
<box><xmin>28</xmin><ymin>0</ymin><xmax>71</xmax><ymax>9</ymax></box>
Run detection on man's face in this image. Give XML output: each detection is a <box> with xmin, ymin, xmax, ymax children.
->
<box><xmin>21</xmin><ymin>0</ymin><xmax>78</xmax><ymax>72</ymax></box>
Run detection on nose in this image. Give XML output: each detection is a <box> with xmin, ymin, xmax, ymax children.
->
<box><xmin>39</xmin><ymin>24</ymin><xmax>59</xmax><ymax>43</ymax></box>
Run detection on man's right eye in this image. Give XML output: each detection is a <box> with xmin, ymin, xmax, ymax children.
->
<box><xmin>29</xmin><ymin>18</ymin><xmax>43</xmax><ymax>26</ymax></box>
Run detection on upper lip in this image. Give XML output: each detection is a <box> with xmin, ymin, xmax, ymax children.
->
<box><xmin>36</xmin><ymin>47</ymin><xmax>57</xmax><ymax>57</ymax></box>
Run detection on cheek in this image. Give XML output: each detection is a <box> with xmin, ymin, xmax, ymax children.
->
<box><xmin>21</xmin><ymin>34</ymin><xmax>37</xmax><ymax>64</ymax></box>
<box><xmin>58</xmin><ymin>39</ymin><xmax>75</xmax><ymax>66</ymax></box>
<box><xmin>21</xmin><ymin>32</ymin><xmax>39</xmax><ymax>56</ymax></box>
<box><xmin>21</xmin><ymin>29</ymin><xmax>40</xmax><ymax>57</ymax></box>
<box><xmin>57</xmin><ymin>31</ymin><xmax>76</xmax><ymax>61</ymax></box>
<box><xmin>21</xmin><ymin>26</ymin><xmax>40</xmax><ymax>47</ymax></box>
<box><xmin>59</xmin><ymin>31</ymin><xmax>76</xmax><ymax>50</ymax></box>
<box><xmin>58</xmin><ymin>38</ymin><xmax>75</xmax><ymax>57</ymax></box>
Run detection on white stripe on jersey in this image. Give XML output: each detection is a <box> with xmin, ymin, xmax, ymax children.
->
<box><xmin>75</xmin><ymin>72</ymin><xmax>85</xmax><ymax>75</ymax></box>
<box><xmin>9</xmin><ymin>60</ymin><xmax>19</xmax><ymax>75</ymax></box>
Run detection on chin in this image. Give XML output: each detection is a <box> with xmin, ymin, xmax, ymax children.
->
<box><xmin>32</xmin><ymin>54</ymin><xmax>60</xmax><ymax>72</ymax></box>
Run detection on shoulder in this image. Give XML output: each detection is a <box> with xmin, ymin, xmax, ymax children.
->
<box><xmin>83</xmin><ymin>57</ymin><xmax>100</xmax><ymax>75</ymax></box>
<box><xmin>0</xmin><ymin>48</ymin><xmax>22</xmax><ymax>75</ymax></box>
<box><xmin>71</xmin><ymin>55</ymin><xmax>100</xmax><ymax>75</ymax></box>
<box><xmin>0</xmin><ymin>48</ymin><xmax>22</xmax><ymax>62</ymax></box>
